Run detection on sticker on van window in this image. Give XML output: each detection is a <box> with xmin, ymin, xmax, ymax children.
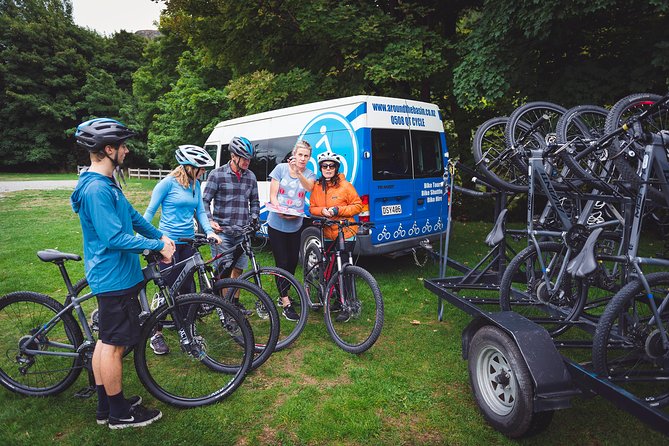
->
<box><xmin>381</xmin><ymin>204</ymin><xmax>402</xmax><ymax>216</ymax></box>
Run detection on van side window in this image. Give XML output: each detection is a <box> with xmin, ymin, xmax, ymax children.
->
<box><xmin>372</xmin><ymin>129</ymin><xmax>412</xmax><ymax>180</ymax></box>
<box><xmin>412</xmin><ymin>130</ymin><xmax>443</xmax><ymax>178</ymax></box>
<box><xmin>203</xmin><ymin>144</ymin><xmax>218</xmax><ymax>181</ymax></box>
<box><xmin>249</xmin><ymin>140</ymin><xmax>269</xmax><ymax>181</ymax></box>
<box><xmin>247</xmin><ymin>136</ymin><xmax>296</xmax><ymax>181</ymax></box>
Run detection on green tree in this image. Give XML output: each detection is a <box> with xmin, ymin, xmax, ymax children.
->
<box><xmin>148</xmin><ymin>50</ymin><xmax>230</xmax><ymax>167</ymax></box>
<box><xmin>453</xmin><ymin>0</ymin><xmax>669</xmax><ymax>110</ymax></box>
<box><xmin>0</xmin><ymin>0</ymin><xmax>152</xmax><ymax>170</ymax></box>
<box><xmin>0</xmin><ymin>0</ymin><xmax>97</xmax><ymax>169</ymax></box>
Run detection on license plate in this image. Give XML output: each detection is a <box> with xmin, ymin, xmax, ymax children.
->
<box><xmin>381</xmin><ymin>204</ymin><xmax>402</xmax><ymax>216</ymax></box>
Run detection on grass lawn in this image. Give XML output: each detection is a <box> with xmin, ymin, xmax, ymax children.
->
<box><xmin>0</xmin><ymin>179</ymin><xmax>665</xmax><ymax>445</ymax></box>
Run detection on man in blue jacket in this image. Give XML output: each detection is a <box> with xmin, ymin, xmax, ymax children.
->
<box><xmin>71</xmin><ymin>118</ymin><xmax>175</xmax><ymax>429</ymax></box>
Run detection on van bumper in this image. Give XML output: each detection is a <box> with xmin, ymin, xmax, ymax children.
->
<box><xmin>354</xmin><ymin>232</ymin><xmax>445</xmax><ymax>257</ymax></box>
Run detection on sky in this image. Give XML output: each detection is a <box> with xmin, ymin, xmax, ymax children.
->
<box><xmin>70</xmin><ymin>0</ymin><xmax>165</xmax><ymax>36</ymax></box>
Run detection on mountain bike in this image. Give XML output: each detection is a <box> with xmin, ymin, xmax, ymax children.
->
<box><xmin>208</xmin><ymin>224</ymin><xmax>309</xmax><ymax>351</ymax></box>
<box><xmin>74</xmin><ymin>235</ymin><xmax>279</xmax><ymax>371</ymax></box>
<box><xmin>302</xmin><ymin>219</ymin><xmax>384</xmax><ymax>354</ymax></box>
<box><xmin>0</xmin><ymin>248</ymin><xmax>254</xmax><ymax>408</ymax></box>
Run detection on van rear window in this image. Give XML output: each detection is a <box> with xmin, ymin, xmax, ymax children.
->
<box><xmin>372</xmin><ymin>129</ymin><xmax>443</xmax><ymax>180</ymax></box>
<box><xmin>372</xmin><ymin>129</ymin><xmax>412</xmax><ymax>180</ymax></box>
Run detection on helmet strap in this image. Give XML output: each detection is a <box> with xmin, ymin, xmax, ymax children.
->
<box><xmin>230</xmin><ymin>155</ymin><xmax>246</xmax><ymax>173</ymax></box>
<box><xmin>104</xmin><ymin>145</ymin><xmax>121</xmax><ymax>168</ymax></box>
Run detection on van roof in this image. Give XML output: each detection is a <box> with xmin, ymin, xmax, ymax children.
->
<box><xmin>211</xmin><ymin>95</ymin><xmax>438</xmax><ymax>129</ymax></box>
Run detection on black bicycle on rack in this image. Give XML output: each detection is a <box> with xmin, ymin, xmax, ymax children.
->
<box><xmin>0</xmin><ymin>248</ymin><xmax>254</xmax><ymax>408</ymax></box>
<box><xmin>302</xmin><ymin>219</ymin><xmax>384</xmax><ymax>354</ymax></box>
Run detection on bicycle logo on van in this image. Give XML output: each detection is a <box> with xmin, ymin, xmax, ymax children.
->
<box><xmin>298</xmin><ymin>112</ymin><xmax>359</xmax><ymax>183</ymax></box>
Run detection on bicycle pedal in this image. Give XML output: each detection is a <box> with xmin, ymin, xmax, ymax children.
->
<box><xmin>73</xmin><ymin>386</ymin><xmax>96</xmax><ymax>399</ymax></box>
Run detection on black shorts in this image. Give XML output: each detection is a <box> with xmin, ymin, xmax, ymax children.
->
<box><xmin>96</xmin><ymin>292</ymin><xmax>142</xmax><ymax>347</ymax></box>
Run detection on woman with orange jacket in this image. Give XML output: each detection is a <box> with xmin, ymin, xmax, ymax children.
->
<box><xmin>309</xmin><ymin>151</ymin><xmax>363</xmax><ymax>241</ymax></box>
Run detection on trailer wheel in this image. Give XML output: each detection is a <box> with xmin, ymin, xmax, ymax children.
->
<box><xmin>468</xmin><ymin>325</ymin><xmax>553</xmax><ymax>438</ymax></box>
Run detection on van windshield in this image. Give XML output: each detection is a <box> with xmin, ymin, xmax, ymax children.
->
<box><xmin>371</xmin><ymin>129</ymin><xmax>443</xmax><ymax>180</ymax></box>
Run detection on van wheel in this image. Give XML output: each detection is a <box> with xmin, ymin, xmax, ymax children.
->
<box><xmin>300</xmin><ymin>227</ymin><xmax>321</xmax><ymax>263</ymax></box>
<box><xmin>468</xmin><ymin>325</ymin><xmax>553</xmax><ymax>438</ymax></box>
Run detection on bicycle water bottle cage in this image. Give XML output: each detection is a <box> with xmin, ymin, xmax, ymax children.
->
<box><xmin>484</xmin><ymin>209</ymin><xmax>508</xmax><ymax>248</ymax></box>
<box><xmin>566</xmin><ymin>228</ymin><xmax>603</xmax><ymax>278</ymax></box>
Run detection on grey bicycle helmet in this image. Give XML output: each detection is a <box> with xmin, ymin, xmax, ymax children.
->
<box><xmin>229</xmin><ymin>136</ymin><xmax>254</xmax><ymax>160</ymax></box>
<box><xmin>75</xmin><ymin>118</ymin><xmax>137</xmax><ymax>152</ymax></box>
<box><xmin>317</xmin><ymin>151</ymin><xmax>343</xmax><ymax>166</ymax></box>
<box><xmin>175</xmin><ymin>145</ymin><xmax>215</xmax><ymax>168</ymax></box>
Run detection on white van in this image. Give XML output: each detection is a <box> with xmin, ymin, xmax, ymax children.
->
<box><xmin>204</xmin><ymin>95</ymin><xmax>449</xmax><ymax>257</ymax></box>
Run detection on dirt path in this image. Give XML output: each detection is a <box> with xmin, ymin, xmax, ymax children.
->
<box><xmin>0</xmin><ymin>180</ymin><xmax>79</xmax><ymax>194</ymax></box>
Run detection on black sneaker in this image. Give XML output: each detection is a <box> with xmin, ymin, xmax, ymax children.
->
<box><xmin>108</xmin><ymin>404</ymin><xmax>162</xmax><ymax>429</ymax></box>
<box><xmin>232</xmin><ymin>299</ymin><xmax>253</xmax><ymax>316</ymax></box>
<box><xmin>96</xmin><ymin>395</ymin><xmax>142</xmax><ymax>425</ymax></box>
<box><xmin>335</xmin><ymin>310</ymin><xmax>351</xmax><ymax>323</ymax></box>
<box><xmin>329</xmin><ymin>299</ymin><xmax>342</xmax><ymax>313</ymax></box>
<box><xmin>282</xmin><ymin>305</ymin><xmax>299</xmax><ymax>322</ymax></box>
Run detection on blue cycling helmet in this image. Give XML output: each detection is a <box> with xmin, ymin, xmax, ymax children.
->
<box><xmin>75</xmin><ymin>118</ymin><xmax>137</xmax><ymax>152</ymax></box>
<box><xmin>175</xmin><ymin>145</ymin><xmax>215</xmax><ymax>168</ymax></box>
<box><xmin>229</xmin><ymin>136</ymin><xmax>254</xmax><ymax>160</ymax></box>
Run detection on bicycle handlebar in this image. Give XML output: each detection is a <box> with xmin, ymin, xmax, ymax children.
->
<box><xmin>310</xmin><ymin>218</ymin><xmax>375</xmax><ymax>230</ymax></box>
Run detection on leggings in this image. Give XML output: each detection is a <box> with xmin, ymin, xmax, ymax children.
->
<box><xmin>159</xmin><ymin>243</ymin><xmax>196</xmax><ymax>295</ymax></box>
<box><xmin>268</xmin><ymin>226</ymin><xmax>301</xmax><ymax>297</ymax></box>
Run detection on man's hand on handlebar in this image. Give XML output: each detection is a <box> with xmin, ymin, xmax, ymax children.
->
<box><xmin>159</xmin><ymin>235</ymin><xmax>176</xmax><ymax>263</ymax></box>
<box><xmin>207</xmin><ymin>232</ymin><xmax>222</xmax><ymax>245</ymax></box>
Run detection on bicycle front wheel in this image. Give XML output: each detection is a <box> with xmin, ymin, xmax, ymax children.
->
<box><xmin>213</xmin><ymin>277</ymin><xmax>280</xmax><ymax>369</ymax></box>
<box><xmin>134</xmin><ymin>293</ymin><xmax>254</xmax><ymax>408</ymax></box>
<box><xmin>0</xmin><ymin>291</ymin><xmax>84</xmax><ymax>396</ymax></box>
<box><xmin>324</xmin><ymin>265</ymin><xmax>384</xmax><ymax>354</ymax></box>
<box><xmin>499</xmin><ymin>242</ymin><xmax>585</xmax><ymax>337</ymax></box>
<box><xmin>239</xmin><ymin>266</ymin><xmax>308</xmax><ymax>351</ymax></box>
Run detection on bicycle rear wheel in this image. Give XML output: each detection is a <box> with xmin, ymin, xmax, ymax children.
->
<box><xmin>604</xmin><ymin>93</ymin><xmax>667</xmax><ymax>200</ymax></box>
<box><xmin>0</xmin><ymin>291</ymin><xmax>84</xmax><ymax>396</ymax></box>
<box><xmin>134</xmin><ymin>293</ymin><xmax>253</xmax><ymax>407</ymax></box>
<box><xmin>499</xmin><ymin>242</ymin><xmax>585</xmax><ymax>337</ymax></box>
<box><xmin>212</xmin><ymin>278</ymin><xmax>279</xmax><ymax>370</ymax></box>
<box><xmin>239</xmin><ymin>266</ymin><xmax>308</xmax><ymax>351</ymax></box>
<box><xmin>556</xmin><ymin>105</ymin><xmax>613</xmax><ymax>184</ymax></box>
<box><xmin>592</xmin><ymin>272</ymin><xmax>669</xmax><ymax>382</ymax></box>
<box><xmin>471</xmin><ymin>116</ymin><xmax>530</xmax><ymax>193</ymax></box>
<box><xmin>324</xmin><ymin>265</ymin><xmax>384</xmax><ymax>354</ymax></box>
<box><xmin>303</xmin><ymin>245</ymin><xmax>325</xmax><ymax>311</ymax></box>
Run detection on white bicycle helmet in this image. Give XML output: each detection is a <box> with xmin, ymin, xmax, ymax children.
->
<box><xmin>317</xmin><ymin>151</ymin><xmax>343</xmax><ymax>166</ymax></box>
<box><xmin>175</xmin><ymin>145</ymin><xmax>215</xmax><ymax>168</ymax></box>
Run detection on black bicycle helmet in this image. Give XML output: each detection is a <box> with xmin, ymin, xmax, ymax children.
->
<box><xmin>229</xmin><ymin>136</ymin><xmax>254</xmax><ymax>160</ymax></box>
<box><xmin>175</xmin><ymin>145</ymin><xmax>215</xmax><ymax>168</ymax></box>
<box><xmin>75</xmin><ymin>118</ymin><xmax>137</xmax><ymax>152</ymax></box>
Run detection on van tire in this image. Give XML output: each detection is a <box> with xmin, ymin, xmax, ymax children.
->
<box><xmin>300</xmin><ymin>227</ymin><xmax>321</xmax><ymax>264</ymax></box>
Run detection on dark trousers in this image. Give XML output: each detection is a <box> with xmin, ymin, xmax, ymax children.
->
<box><xmin>268</xmin><ymin>226</ymin><xmax>301</xmax><ymax>296</ymax></box>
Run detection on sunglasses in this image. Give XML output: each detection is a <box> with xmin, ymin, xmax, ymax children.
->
<box><xmin>321</xmin><ymin>163</ymin><xmax>337</xmax><ymax>169</ymax></box>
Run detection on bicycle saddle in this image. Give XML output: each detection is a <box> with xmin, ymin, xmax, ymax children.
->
<box><xmin>484</xmin><ymin>209</ymin><xmax>508</xmax><ymax>247</ymax></box>
<box><xmin>37</xmin><ymin>249</ymin><xmax>81</xmax><ymax>263</ymax></box>
<box><xmin>566</xmin><ymin>228</ymin><xmax>603</xmax><ymax>278</ymax></box>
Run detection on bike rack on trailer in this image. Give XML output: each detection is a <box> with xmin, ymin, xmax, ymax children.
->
<box><xmin>424</xmin><ymin>165</ymin><xmax>669</xmax><ymax>437</ymax></box>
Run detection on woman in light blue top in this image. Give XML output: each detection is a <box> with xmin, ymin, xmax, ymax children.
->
<box><xmin>143</xmin><ymin>144</ymin><xmax>221</xmax><ymax>354</ymax></box>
